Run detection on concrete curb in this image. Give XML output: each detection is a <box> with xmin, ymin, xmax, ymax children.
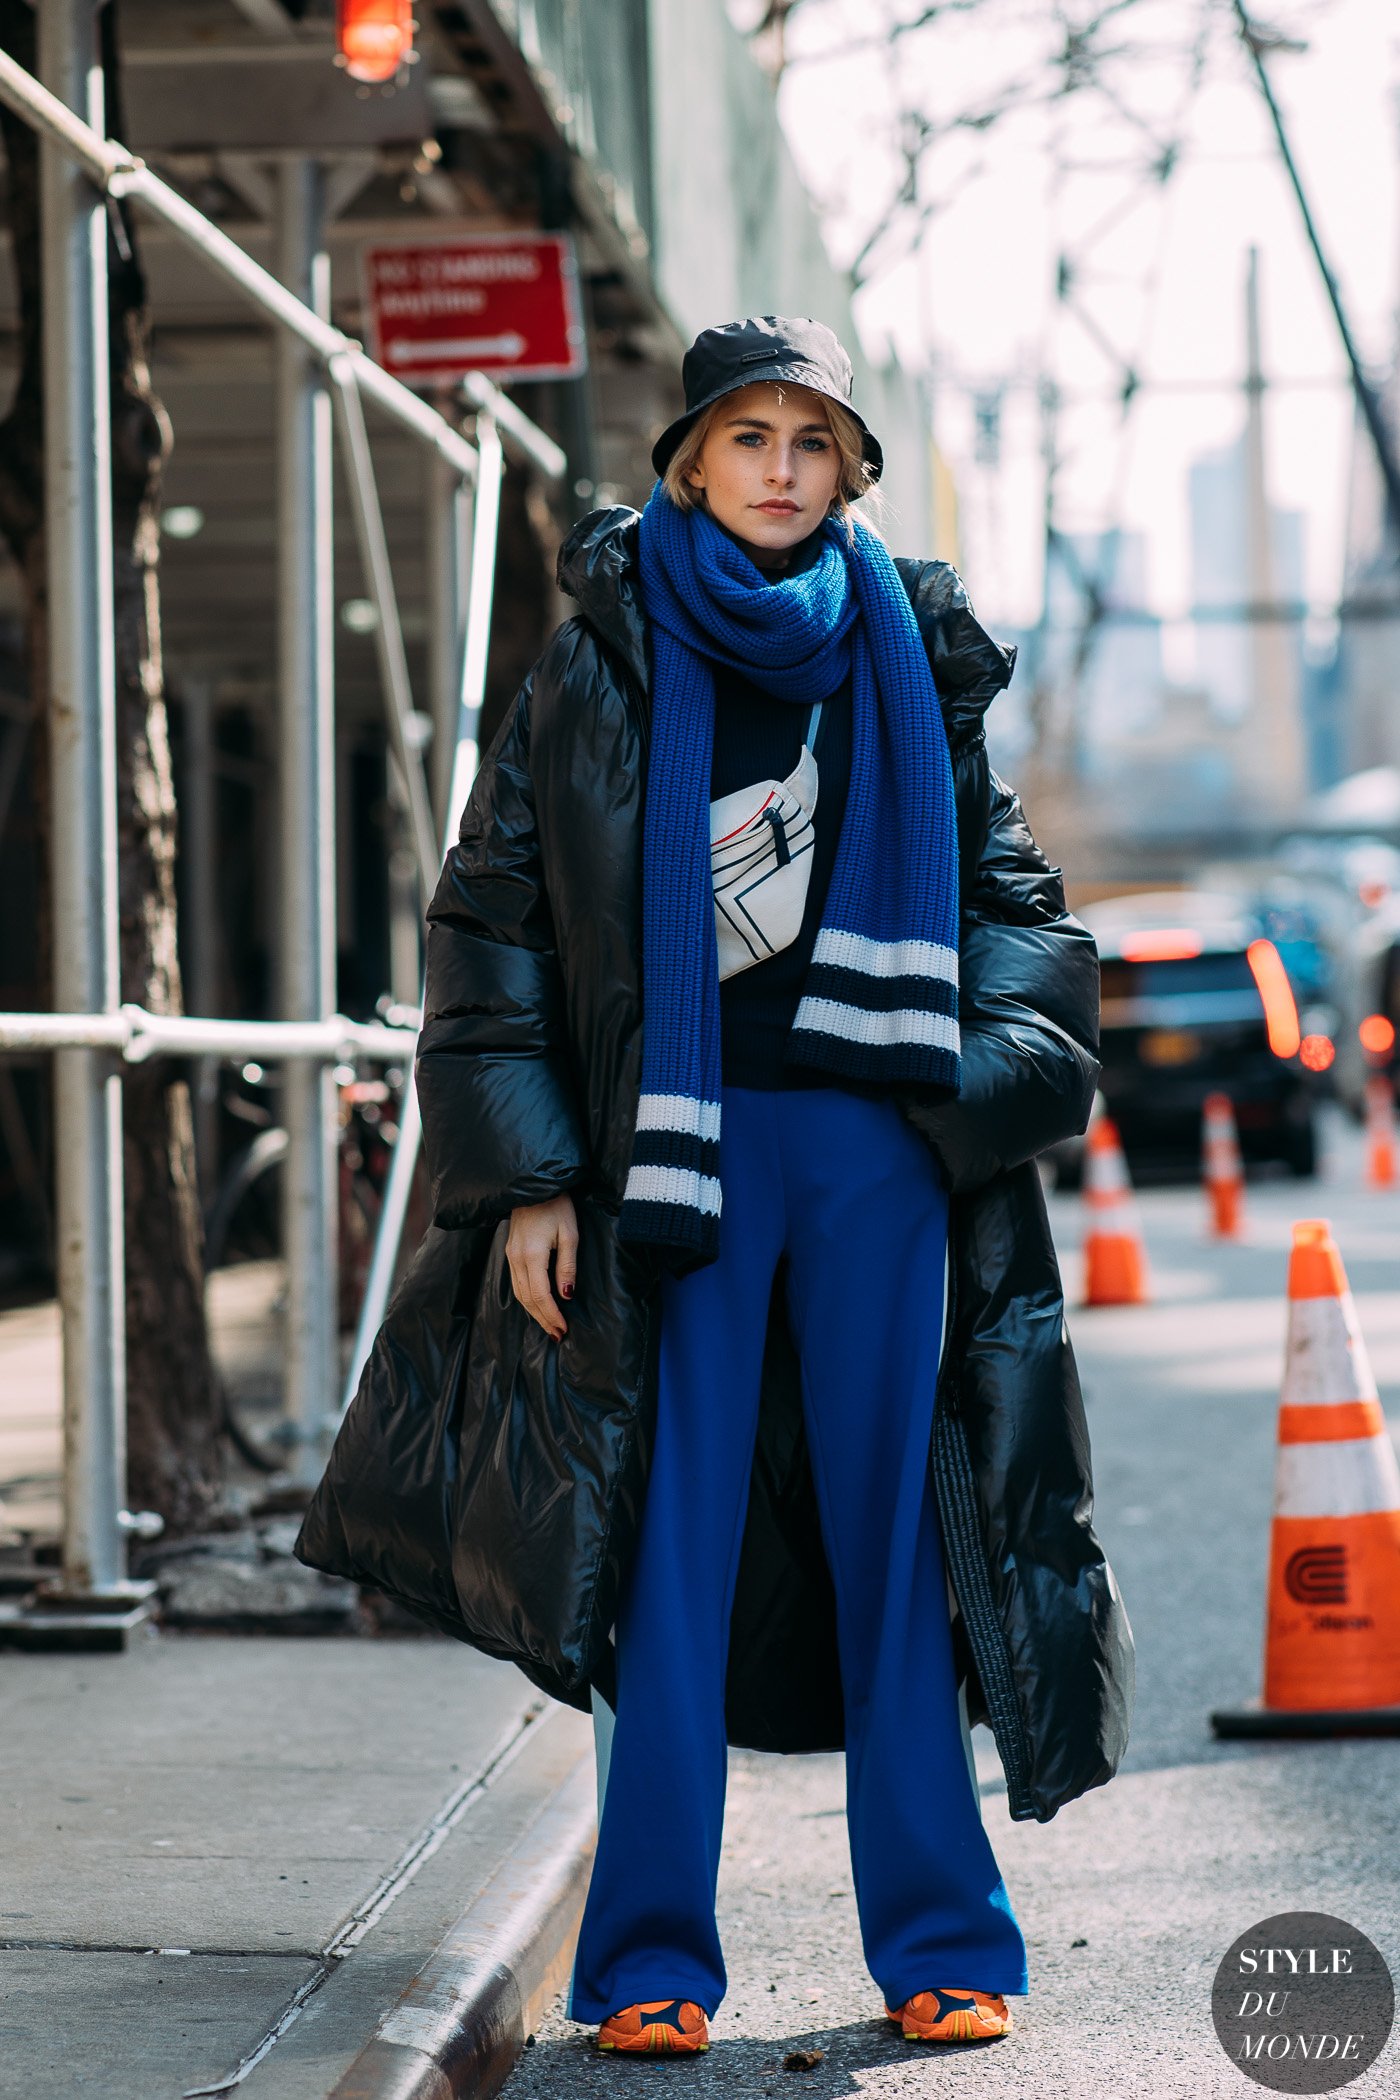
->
<box><xmin>329</xmin><ymin>1752</ymin><xmax>596</xmax><ymax>2100</ymax></box>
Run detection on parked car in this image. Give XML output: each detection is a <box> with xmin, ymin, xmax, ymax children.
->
<box><xmin>1329</xmin><ymin>892</ymin><xmax>1400</xmax><ymax>1120</ymax></box>
<box><xmin>1052</xmin><ymin>891</ymin><xmax>1318</xmax><ymax>1183</ymax></box>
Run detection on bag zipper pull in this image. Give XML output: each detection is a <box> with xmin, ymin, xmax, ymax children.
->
<box><xmin>765</xmin><ymin>806</ymin><xmax>792</xmax><ymax>867</ymax></box>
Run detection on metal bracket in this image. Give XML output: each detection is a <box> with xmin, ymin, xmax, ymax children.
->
<box><xmin>0</xmin><ymin>1578</ymin><xmax>158</xmax><ymax>1653</ymax></box>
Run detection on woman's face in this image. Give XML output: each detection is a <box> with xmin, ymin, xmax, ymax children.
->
<box><xmin>683</xmin><ymin>381</ymin><xmax>842</xmax><ymax>570</ymax></box>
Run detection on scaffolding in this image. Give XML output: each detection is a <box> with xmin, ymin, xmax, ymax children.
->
<box><xmin>0</xmin><ymin>11</ymin><xmax>566</xmax><ymax>1646</ymax></box>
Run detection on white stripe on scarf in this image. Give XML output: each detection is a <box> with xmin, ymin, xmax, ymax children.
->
<box><xmin>792</xmin><ymin>998</ymin><xmax>962</xmax><ymax>1051</ymax></box>
<box><xmin>622</xmin><ymin>1163</ymin><xmax>723</xmax><ymax>1214</ymax></box>
<box><xmin>811</xmin><ymin>928</ymin><xmax>960</xmax><ymax>983</ymax></box>
<box><xmin>634</xmin><ymin>1093</ymin><xmax>723</xmax><ymax>1140</ymax></box>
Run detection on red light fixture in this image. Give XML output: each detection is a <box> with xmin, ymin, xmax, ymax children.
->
<box><xmin>1245</xmin><ymin>939</ymin><xmax>1302</xmax><ymax>1060</ymax></box>
<box><xmin>1118</xmin><ymin>928</ymin><xmax>1204</xmax><ymax>963</ymax></box>
<box><xmin>1359</xmin><ymin>1012</ymin><xmax>1397</xmax><ymax>1059</ymax></box>
<box><xmin>337</xmin><ymin>0</ymin><xmax>414</xmax><ymax>85</ymax></box>
<box><xmin>1299</xmin><ymin>1034</ymin><xmax>1336</xmax><ymax>1074</ymax></box>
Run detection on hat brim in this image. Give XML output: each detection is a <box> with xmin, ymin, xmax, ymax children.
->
<box><xmin>650</xmin><ymin>362</ymin><xmax>884</xmax><ymax>485</ymax></box>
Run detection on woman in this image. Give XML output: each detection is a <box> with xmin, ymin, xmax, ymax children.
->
<box><xmin>296</xmin><ymin>315</ymin><xmax>1134</xmax><ymax>2057</ymax></box>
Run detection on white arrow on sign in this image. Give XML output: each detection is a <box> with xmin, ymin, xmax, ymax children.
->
<box><xmin>386</xmin><ymin>333</ymin><xmax>528</xmax><ymax>364</ymax></box>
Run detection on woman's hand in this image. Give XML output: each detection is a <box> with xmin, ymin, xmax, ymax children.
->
<box><xmin>505</xmin><ymin>1193</ymin><xmax>579</xmax><ymax>1341</ymax></box>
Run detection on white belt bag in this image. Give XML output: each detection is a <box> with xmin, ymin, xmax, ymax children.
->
<box><xmin>710</xmin><ymin>699</ymin><xmax>824</xmax><ymax>982</ymax></box>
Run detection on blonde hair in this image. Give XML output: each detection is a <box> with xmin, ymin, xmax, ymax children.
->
<box><xmin>661</xmin><ymin>385</ymin><xmax>879</xmax><ymax>541</ymax></box>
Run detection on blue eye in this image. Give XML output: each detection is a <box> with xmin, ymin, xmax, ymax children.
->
<box><xmin>731</xmin><ymin>430</ymin><xmax>829</xmax><ymax>451</ymax></box>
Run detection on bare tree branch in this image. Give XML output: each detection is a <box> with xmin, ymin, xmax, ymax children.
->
<box><xmin>767</xmin><ymin>0</ymin><xmax>1223</xmax><ymax>286</ymax></box>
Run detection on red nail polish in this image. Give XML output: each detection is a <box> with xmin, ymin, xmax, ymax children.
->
<box><xmin>561</xmin><ymin>1282</ymin><xmax>574</xmax><ymax>1298</ymax></box>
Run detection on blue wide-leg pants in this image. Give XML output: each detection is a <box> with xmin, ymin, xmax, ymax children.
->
<box><xmin>568</xmin><ymin>1085</ymin><xmax>1028</xmax><ymax>2021</ymax></box>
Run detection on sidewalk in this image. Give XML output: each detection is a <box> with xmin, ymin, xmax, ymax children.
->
<box><xmin>0</xmin><ymin>1280</ymin><xmax>597</xmax><ymax>2100</ymax></box>
<box><xmin>0</xmin><ymin>1631</ymin><xmax>591</xmax><ymax>2099</ymax></box>
<box><xmin>0</xmin><ymin>1265</ymin><xmax>299</xmax><ymax>1551</ymax></box>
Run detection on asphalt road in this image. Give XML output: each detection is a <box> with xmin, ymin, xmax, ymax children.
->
<box><xmin>507</xmin><ymin>1111</ymin><xmax>1400</xmax><ymax>2097</ymax></box>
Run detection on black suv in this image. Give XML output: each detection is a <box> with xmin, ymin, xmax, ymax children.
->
<box><xmin>1075</xmin><ymin>892</ymin><xmax>1318</xmax><ymax>1179</ymax></box>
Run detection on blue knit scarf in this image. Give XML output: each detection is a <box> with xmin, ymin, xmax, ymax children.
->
<box><xmin>620</xmin><ymin>485</ymin><xmax>960</xmax><ymax>1268</ymax></box>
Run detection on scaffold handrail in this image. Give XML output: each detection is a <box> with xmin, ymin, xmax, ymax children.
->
<box><xmin>0</xmin><ymin>46</ymin><xmax>568</xmax><ymax>485</ymax></box>
<box><xmin>0</xmin><ymin>14</ymin><xmax>552</xmax><ymax>1571</ymax></box>
<box><xmin>0</xmin><ymin>1006</ymin><xmax>420</xmax><ymax>1064</ymax></box>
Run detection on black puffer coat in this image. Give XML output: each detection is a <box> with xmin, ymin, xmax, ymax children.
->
<box><xmin>296</xmin><ymin>507</ymin><xmax>1135</xmax><ymax>1823</ymax></box>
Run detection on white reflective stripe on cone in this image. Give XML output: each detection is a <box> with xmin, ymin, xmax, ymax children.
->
<box><xmin>1087</xmin><ymin>1150</ymin><xmax>1130</xmax><ymax>1196</ymax></box>
<box><xmin>1281</xmin><ymin>1294</ymin><xmax>1381</xmax><ymax>1409</ymax></box>
<box><xmin>1273</xmin><ymin>1433</ymin><xmax>1400</xmax><ymax>1519</ymax></box>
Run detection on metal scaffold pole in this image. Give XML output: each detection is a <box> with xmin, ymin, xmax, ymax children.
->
<box><xmin>180</xmin><ymin>679</ymin><xmax>220</xmax><ymax>1185</ymax></box>
<box><xmin>336</xmin><ymin>414</ymin><xmax>505</xmax><ymax>1419</ymax></box>
<box><xmin>37</xmin><ymin>0</ymin><xmax>138</xmax><ymax>1618</ymax></box>
<box><xmin>276</xmin><ymin>161</ymin><xmax>339</xmax><ymax>1485</ymax></box>
<box><xmin>426</xmin><ymin>450</ymin><xmax>470</xmax><ymax>835</ymax></box>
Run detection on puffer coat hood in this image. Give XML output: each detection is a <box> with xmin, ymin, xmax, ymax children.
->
<box><xmin>296</xmin><ymin>506</ymin><xmax>1135</xmax><ymax>1823</ymax></box>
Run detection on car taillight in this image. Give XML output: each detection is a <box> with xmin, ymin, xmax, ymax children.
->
<box><xmin>1246</xmin><ymin>939</ymin><xmax>1301</xmax><ymax>1059</ymax></box>
<box><xmin>1359</xmin><ymin>1013</ymin><xmax>1396</xmax><ymax>1060</ymax></box>
<box><xmin>1118</xmin><ymin>928</ymin><xmax>1204</xmax><ymax>962</ymax></box>
<box><xmin>1299</xmin><ymin>1034</ymin><xmax>1335</xmax><ymax>1073</ymax></box>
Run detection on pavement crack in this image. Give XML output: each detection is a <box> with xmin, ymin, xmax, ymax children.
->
<box><xmin>180</xmin><ymin>1698</ymin><xmax>548</xmax><ymax>2097</ymax></box>
<box><xmin>0</xmin><ymin>1938</ymin><xmax>320</xmax><ymax>1959</ymax></box>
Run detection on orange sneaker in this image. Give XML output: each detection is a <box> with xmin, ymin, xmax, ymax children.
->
<box><xmin>596</xmin><ymin>1999</ymin><xmax>711</xmax><ymax>2054</ymax></box>
<box><xmin>885</xmin><ymin>1988</ymin><xmax>1013</xmax><ymax>2041</ymax></box>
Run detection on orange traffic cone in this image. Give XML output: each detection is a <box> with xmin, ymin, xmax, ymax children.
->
<box><xmin>1081</xmin><ymin>1112</ymin><xmax>1150</xmax><ymax>1306</ymax></box>
<box><xmin>1363</xmin><ymin>1074</ymin><xmax>1396</xmax><ymax>1190</ymax></box>
<box><xmin>1211</xmin><ymin>1219</ymin><xmax>1400</xmax><ymax>1736</ymax></box>
<box><xmin>1202</xmin><ymin>1092</ymin><xmax>1245</xmax><ymax>1239</ymax></box>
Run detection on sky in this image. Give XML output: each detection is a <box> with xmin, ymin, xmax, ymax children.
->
<box><xmin>759</xmin><ymin>0</ymin><xmax>1399</xmax><ymax>663</ymax></box>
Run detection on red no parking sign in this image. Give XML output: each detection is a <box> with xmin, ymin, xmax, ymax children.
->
<box><xmin>362</xmin><ymin>232</ymin><xmax>586</xmax><ymax>385</ymax></box>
